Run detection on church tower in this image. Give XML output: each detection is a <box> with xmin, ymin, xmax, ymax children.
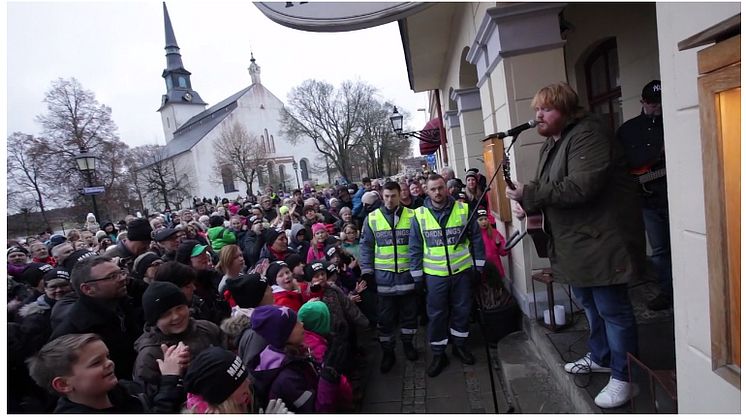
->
<box><xmin>157</xmin><ymin>2</ymin><xmax>207</xmax><ymax>143</ymax></box>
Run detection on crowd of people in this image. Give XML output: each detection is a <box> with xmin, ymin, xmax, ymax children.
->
<box><xmin>8</xmin><ymin>80</ymin><xmax>665</xmax><ymax>413</ymax></box>
<box><xmin>8</xmin><ymin>170</ymin><xmax>509</xmax><ymax>413</ymax></box>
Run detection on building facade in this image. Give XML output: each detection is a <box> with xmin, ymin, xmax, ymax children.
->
<box><xmin>396</xmin><ymin>2</ymin><xmax>740</xmax><ymax>412</ymax></box>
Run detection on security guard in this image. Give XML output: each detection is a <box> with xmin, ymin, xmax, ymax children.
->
<box><xmin>409</xmin><ymin>173</ymin><xmax>486</xmax><ymax>377</ymax></box>
<box><xmin>360</xmin><ymin>181</ymin><xmax>419</xmax><ymax>373</ymax></box>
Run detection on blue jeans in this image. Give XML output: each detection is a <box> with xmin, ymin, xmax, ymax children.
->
<box><xmin>572</xmin><ymin>285</ymin><xmax>638</xmax><ymax>381</ymax></box>
<box><xmin>426</xmin><ymin>270</ymin><xmax>473</xmax><ymax>353</ymax></box>
<box><xmin>642</xmin><ymin>207</ymin><xmax>673</xmax><ymax>297</ymax></box>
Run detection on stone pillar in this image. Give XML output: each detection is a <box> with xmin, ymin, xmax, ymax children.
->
<box><xmin>451</xmin><ymin>88</ymin><xmax>486</xmax><ymax>175</ymax></box>
<box><xmin>466</xmin><ymin>2</ymin><xmax>568</xmax><ymax>316</ymax></box>
<box><xmin>443</xmin><ymin>110</ymin><xmax>464</xmax><ymax>174</ymax></box>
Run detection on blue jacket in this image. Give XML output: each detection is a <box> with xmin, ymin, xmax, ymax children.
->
<box><xmin>359</xmin><ymin>206</ymin><xmax>417</xmax><ymax>295</ymax></box>
<box><xmin>351</xmin><ymin>188</ymin><xmax>366</xmax><ymax>218</ymax></box>
<box><xmin>408</xmin><ymin>196</ymin><xmax>486</xmax><ymax>280</ymax></box>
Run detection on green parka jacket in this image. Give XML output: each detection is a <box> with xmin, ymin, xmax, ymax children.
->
<box><xmin>521</xmin><ymin>113</ymin><xmax>646</xmax><ymax>287</ymax></box>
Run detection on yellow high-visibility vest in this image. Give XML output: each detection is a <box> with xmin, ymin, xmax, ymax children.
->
<box><xmin>368</xmin><ymin>207</ymin><xmax>414</xmax><ymax>273</ymax></box>
<box><xmin>414</xmin><ymin>202</ymin><xmax>473</xmax><ymax>276</ymax></box>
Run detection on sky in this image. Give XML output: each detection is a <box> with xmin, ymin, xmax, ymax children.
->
<box><xmin>6</xmin><ymin>0</ymin><xmax>430</xmax><ymax>154</ymax></box>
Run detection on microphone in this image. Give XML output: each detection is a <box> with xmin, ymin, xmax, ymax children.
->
<box><xmin>495</xmin><ymin>120</ymin><xmax>537</xmax><ymax>139</ymax></box>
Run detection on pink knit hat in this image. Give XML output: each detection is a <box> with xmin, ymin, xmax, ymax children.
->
<box><xmin>312</xmin><ymin>223</ymin><xmax>326</xmax><ymax>235</ymax></box>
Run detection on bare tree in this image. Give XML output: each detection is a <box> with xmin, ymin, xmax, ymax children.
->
<box><xmin>137</xmin><ymin>146</ymin><xmax>192</xmax><ymax>211</ymax></box>
<box><xmin>212</xmin><ymin>121</ymin><xmax>269</xmax><ymax>196</ymax></box>
<box><xmin>30</xmin><ymin>77</ymin><xmax>131</xmax><ymax>215</ymax></box>
<box><xmin>281</xmin><ymin>80</ymin><xmax>376</xmax><ymax>181</ymax></box>
<box><xmin>7</xmin><ymin>132</ymin><xmax>52</xmax><ymax>228</ymax></box>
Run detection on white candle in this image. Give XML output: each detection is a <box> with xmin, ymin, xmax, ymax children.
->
<box><xmin>554</xmin><ymin>305</ymin><xmax>566</xmax><ymax>326</ymax></box>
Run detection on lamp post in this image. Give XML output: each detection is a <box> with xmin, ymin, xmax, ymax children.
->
<box><xmin>389</xmin><ymin>106</ymin><xmax>440</xmax><ymax>142</ymax></box>
<box><xmin>75</xmin><ymin>147</ymin><xmax>100</xmax><ymax>222</ymax></box>
<box><xmin>292</xmin><ymin>160</ymin><xmax>300</xmax><ymax>189</ymax></box>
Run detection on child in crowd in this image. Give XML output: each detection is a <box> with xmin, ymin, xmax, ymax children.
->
<box><xmin>476</xmin><ymin>208</ymin><xmax>508</xmax><ymax>279</ymax></box>
<box><xmin>284</xmin><ymin>253</ymin><xmax>306</xmax><ymax>283</ymax></box>
<box><xmin>215</xmin><ymin>244</ymin><xmax>246</xmax><ymax>293</ymax></box>
<box><xmin>267</xmin><ymin>260</ymin><xmax>309</xmax><ymax>313</ymax></box>
<box><xmin>183</xmin><ymin>346</ymin><xmax>290</xmax><ymax>414</ymax></box>
<box><xmin>288</xmin><ymin>224</ymin><xmax>310</xmax><ymax>262</ymax></box>
<box><xmin>133</xmin><ymin>282</ymin><xmax>222</xmax><ymax>399</ymax></box>
<box><xmin>298</xmin><ymin>301</ymin><xmax>354</xmax><ymax>411</ymax></box>
<box><xmin>306</xmin><ymin>261</ymin><xmax>369</xmax><ymax>375</ymax></box>
<box><xmin>307</xmin><ymin>223</ymin><xmax>328</xmax><ymax>263</ymax></box>
<box><xmin>28</xmin><ymin>333</ymin><xmax>187</xmax><ymax>413</ymax></box>
<box><xmin>339</xmin><ymin>223</ymin><xmax>361</xmax><ymax>260</ymax></box>
<box><xmin>219</xmin><ymin>273</ymin><xmax>274</xmax><ymax>369</ymax></box>
<box><xmin>250</xmin><ymin>305</ymin><xmax>344</xmax><ymax>413</ymax></box>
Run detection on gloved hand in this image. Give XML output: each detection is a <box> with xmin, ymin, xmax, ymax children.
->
<box><xmin>260</xmin><ymin>398</ymin><xmax>292</xmax><ymax>414</ymax></box>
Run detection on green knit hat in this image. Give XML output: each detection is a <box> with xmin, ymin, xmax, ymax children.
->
<box><xmin>297</xmin><ymin>301</ymin><xmax>331</xmax><ymax>336</ymax></box>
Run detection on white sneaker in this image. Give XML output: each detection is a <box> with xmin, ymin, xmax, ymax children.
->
<box><xmin>594</xmin><ymin>377</ymin><xmax>639</xmax><ymax>408</ymax></box>
<box><xmin>563</xmin><ymin>353</ymin><xmax>612</xmax><ymax>374</ymax></box>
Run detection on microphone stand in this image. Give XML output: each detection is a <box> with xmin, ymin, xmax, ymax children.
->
<box><xmin>455</xmin><ymin>131</ymin><xmax>523</xmax><ymax>246</ymax></box>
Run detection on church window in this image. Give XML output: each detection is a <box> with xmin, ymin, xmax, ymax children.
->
<box><xmin>178</xmin><ymin>76</ymin><xmax>187</xmax><ymax>88</ymax></box>
<box><xmin>300</xmin><ymin>159</ymin><xmax>309</xmax><ymax>182</ymax></box>
<box><xmin>167</xmin><ymin>117</ymin><xmax>170</xmax><ymax>128</ymax></box>
<box><xmin>261</xmin><ymin>135</ymin><xmax>266</xmax><ymax>152</ymax></box>
<box><xmin>166</xmin><ymin>77</ymin><xmax>173</xmax><ymax>90</ymax></box>
<box><xmin>584</xmin><ymin>38</ymin><xmax>622</xmax><ymax>132</ymax></box>
<box><xmin>264</xmin><ymin>129</ymin><xmax>271</xmax><ymax>153</ymax></box>
<box><xmin>278</xmin><ymin>165</ymin><xmax>287</xmax><ymax>191</ymax></box>
<box><xmin>221</xmin><ymin>165</ymin><xmax>237</xmax><ymax>193</ymax></box>
<box><xmin>270</xmin><ymin>135</ymin><xmax>276</xmax><ymax>153</ymax></box>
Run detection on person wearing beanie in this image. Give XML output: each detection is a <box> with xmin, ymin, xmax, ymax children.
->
<box><xmin>219</xmin><ymin>273</ymin><xmax>274</xmax><ymax>371</ymax></box>
<box><xmin>18</xmin><ymin>268</ymin><xmax>73</xmax><ymax>355</ymax></box>
<box><xmin>183</xmin><ymin>346</ymin><xmax>289</xmax><ymax>414</ymax></box>
<box><xmin>133</xmin><ymin>252</ymin><xmax>163</xmax><ymax>283</ymax></box>
<box><xmin>8</xmin><ymin>246</ymin><xmax>30</xmax><ymax>278</ymax></box>
<box><xmin>134</xmin><ymin>281</ymin><xmax>221</xmax><ymax>399</ymax></box>
<box><xmin>298</xmin><ymin>301</ymin><xmax>354</xmax><ymax>410</ymax></box>
<box><xmin>258</xmin><ymin>228</ymin><xmax>295</xmax><ymax>263</ymax></box>
<box><xmin>101</xmin><ymin>221</ymin><xmax>119</xmax><ymax>243</ymax></box>
<box><xmin>268</xmin><ymin>261</ymin><xmax>309</xmax><ymax>313</ymax></box>
<box><xmin>307</xmin><ymin>223</ymin><xmax>328</xmax><ymax>263</ymax></box>
<box><xmin>250</xmin><ymin>305</ymin><xmax>343</xmax><ymax>413</ymax></box>
<box><xmin>154</xmin><ymin>261</ymin><xmax>215</xmax><ymax>324</ymax></box>
<box><xmin>464</xmin><ymin>170</ymin><xmax>489</xmax><ymax>218</ymax></box>
<box><xmin>175</xmin><ymin>240</ymin><xmax>229</xmax><ymax>325</ymax></box>
<box><xmin>104</xmin><ymin>217</ymin><xmax>152</xmax><ymax>274</ymax></box>
<box><xmin>61</xmin><ymin>249</ymin><xmax>97</xmax><ymax>274</ymax></box>
<box><xmin>284</xmin><ymin>253</ymin><xmax>306</xmax><ymax>282</ymax></box>
<box><xmin>18</xmin><ymin>262</ymin><xmax>54</xmax><ymax>291</ymax></box>
<box><xmin>207</xmin><ymin>215</ymin><xmax>236</xmax><ymax>253</ymax></box>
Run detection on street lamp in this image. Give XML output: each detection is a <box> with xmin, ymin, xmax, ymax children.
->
<box><xmin>75</xmin><ymin>147</ymin><xmax>100</xmax><ymax>222</ymax></box>
<box><xmin>292</xmin><ymin>160</ymin><xmax>300</xmax><ymax>189</ymax></box>
<box><xmin>389</xmin><ymin>106</ymin><xmax>440</xmax><ymax>143</ymax></box>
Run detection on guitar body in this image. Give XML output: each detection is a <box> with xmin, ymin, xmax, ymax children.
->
<box><xmin>503</xmin><ymin>152</ymin><xmax>550</xmax><ymax>258</ymax></box>
<box><xmin>525</xmin><ymin>213</ymin><xmax>549</xmax><ymax>258</ymax></box>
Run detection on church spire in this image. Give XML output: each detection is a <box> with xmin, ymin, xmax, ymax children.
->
<box><xmin>163</xmin><ymin>2</ymin><xmax>183</xmax><ymax>71</ymax></box>
<box><xmin>158</xmin><ymin>2</ymin><xmax>206</xmax><ymax>111</ymax></box>
<box><xmin>248</xmin><ymin>52</ymin><xmax>262</xmax><ymax>85</ymax></box>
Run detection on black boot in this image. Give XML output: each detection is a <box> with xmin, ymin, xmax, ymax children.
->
<box><xmin>380</xmin><ymin>349</ymin><xmax>396</xmax><ymax>373</ymax></box>
<box><xmin>403</xmin><ymin>341</ymin><xmax>418</xmax><ymax>361</ymax></box>
<box><xmin>427</xmin><ymin>353</ymin><xmax>449</xmax><ymax>377</ymax></box>
<box><xmin>453</xmin><ymin>345</ymin><xmax>475</xmax><ymax>365</ymax></box>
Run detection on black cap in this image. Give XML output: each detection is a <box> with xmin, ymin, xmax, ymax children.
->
<box><xmin>154</xmin><ymin>228</ymin><xmax>178</xmax><ymax>242</ymax></box>
<box><xmin>19</xmin><ymin>263</ymin><xmax>54</xmax><ymax>287</ymax></box>
<box><xmin>642</xmin><ymin>80</ymin><xmax>662</xmax><ymax>103</ymax></box>
<box><xmin>62</xmin><ymin>250</ymin><xmax>97</xmax><ymax>273</ymax></box>
<box><xmin>284</xmin><ymin>254</ymin><xmax>304</xmax><ymax>271</ymax></box>
<box><xmin>225</xmin><ymin>273</ymin><xmax>268</xmax><ymax>309</ymax></box>
<box><xmin>304</xmin><ymin>260</ymin><xmax>326</xmax><ymax>281</ymax></box>
<box><xmin>127</xmin><ymin>218</ymin><xmax>153</xmax><ymax>242</ymax></box>
<box><xmin>184</xmin><ymin>347</ymin><xmax>249</xmax><ymax>406</ymax></box>
<box><xmin>142</xmin><ymin>281</ymin><xmax>188</xmax><ymax>325</ymax></box>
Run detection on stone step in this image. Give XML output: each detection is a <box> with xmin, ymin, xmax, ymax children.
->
<box><xmin>496</xmin><ymin>327</ymin><xmax>576</xmax><ymax>413</ymax></box>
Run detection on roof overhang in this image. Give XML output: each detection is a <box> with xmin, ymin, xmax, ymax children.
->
<box><xmin>399</xmin><ymin>3</ymin><xmax>460</xmax><ymax>92</ymax></box>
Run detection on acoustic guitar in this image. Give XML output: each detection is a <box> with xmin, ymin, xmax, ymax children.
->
<box><xmin>502</xmin><ymin>153</ymin><xmax>550</xmax><ymax>258</ymax></box>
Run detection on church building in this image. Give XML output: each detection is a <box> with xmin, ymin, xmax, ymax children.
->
<box><xmin>150</xmin><ymin>3</ymin><xmax>321</xmax><ymax>208</ymax></box>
